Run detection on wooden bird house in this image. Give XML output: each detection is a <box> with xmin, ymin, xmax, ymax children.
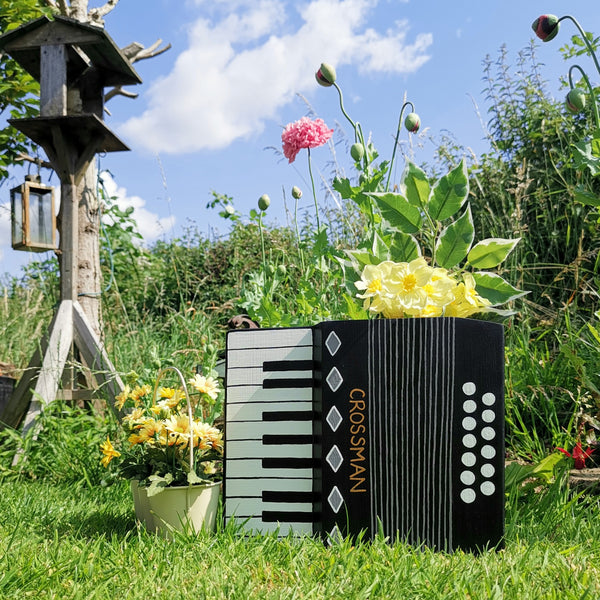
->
<box><xmin>0</xmin><ymin>15</ymin><xmax>142</xmax><ymax>433</ymax></box>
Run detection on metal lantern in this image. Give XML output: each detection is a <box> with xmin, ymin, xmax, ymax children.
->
<box><xmin>10</xmin><ymin>174</ymin><xmax>57</xmax><ymax>252</ymax></box>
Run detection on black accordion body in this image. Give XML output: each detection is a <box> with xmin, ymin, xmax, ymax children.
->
<box><xmin>224</xmin><ymin>317</ymin><xmax>504</xmax><ymax>552</ymax></box>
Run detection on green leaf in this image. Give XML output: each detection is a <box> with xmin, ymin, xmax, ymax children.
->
<box><xmin>573</xmin><ymin>185</ymin><xmax>600</xmax><ymax>207</ymax></box>
<box><xmin>428</xmin><ymin>159</ymin><xmax>469</xmax><ymax>221</ymax></box>
<box><xmin>435</xmin><ymin>206</ymin><xmax>474</xmax><ymax>269</ymax></box>
<box><xmin>367</xmin><ymin>192</ymin><xmax>422</xmax><ymax>233</ymax></box>
<box><xmin>370</xmin><ymin>230</ymin><xmax>391</xmax><ymax>262</ymax></box>
<box><xmin>344</xmin><ymin>249</ymin><xmax>381</xmax><ymax>267</ymax></box>
<box><xmin>505</xmin><ymin>453</ymin><xmax>565</xmax><ymax>490</ymax></box>
<box><xmin>467</xmin><ymin>237</ymin><xmax>521</xmax><ymax>269</ymax></box>
<box><xmin>389</xmin><ymin>232</ymin><xmax>420</xmax><ymax>263</ymax></box>
<box><xmin>401</xmin><ymin>162</ymin><xmax>430</xmax><ymax>208</ymax></box>
<box><xmin>472</xmin><ymin>272</ymin><xmax>528</xmax><ymax>306</ymax></box>
<box><xmin>572</xmin><ymin>140</ymin><xmax>600</xmax><ymax>176</ymax></box>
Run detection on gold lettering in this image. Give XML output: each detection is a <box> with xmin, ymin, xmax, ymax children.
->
<box><xmin>350</xmin><ymin>423</ymin><xmax>366</xmax><ymax>435</ymax></box>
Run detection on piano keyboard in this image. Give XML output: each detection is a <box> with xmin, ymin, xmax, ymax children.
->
<box><xmin>224</xmin><ymin>318</ymin><xmax>505</xmax><ymax>551</ymax></box>
<box><xmin>225</xmin><ymin>328</ymin><xmax>317</xmax><ymax>535</ymax></box>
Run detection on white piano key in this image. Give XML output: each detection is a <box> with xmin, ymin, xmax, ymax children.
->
<box><xmin>225</xmin><ymin>477</ymin><xmax>313</xmax><ymax>498</ymax></box>
<box><xmin>227</xmin><ymin>420</ymin><xmax>312</xmax><ymax>439</ymax></box>
<box><xmin>226</xmin><ymin>367</ymin><xmax>313</xmax><ymax>387</ymax></box>
<box><xmin>226</xmin><ymin>440</ymin><xmax>312</xmax><ymax>459</ymax></box>
<box><xmin>226</xmin><ymin>400</ymin><xmax>313</xmax><ymax>422</ymax></box>
<box><xmin>225</xmin><ymin>459</ymin><xmax>312</xmax><ymax>479</ymax></box>
<box><xmin>227</xmin><ymin>345</ymin><xmax>313</xmax><ymax>368</ymax></box>
<box><xmin>227</xmin><ymin>328</ymin><xmax>312</xmax><ymax>350</ymax></box>
<box><xmin>225</xmin><ymin>498</ymin><xmax>313</xmax><ymax>518</ymax></box>
<box><xmin>226</xmin><ymin>517</ymin><xmax>313</xmax><ymax>536</ymax></box>
<box><xmin>226</xmin><ymin>386</ymin><xmax>312</xmax><ymax>404</ymax></box>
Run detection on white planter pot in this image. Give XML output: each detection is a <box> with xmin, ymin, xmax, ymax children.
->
<box><xmin>147</xmin><ymin>481</ymin><xmax>221</xmax><ymax>538</ymax></box>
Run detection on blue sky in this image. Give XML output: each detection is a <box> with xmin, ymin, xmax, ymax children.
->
<box><xmin>1</xmin><ymin>0</ymin><xmax>599</xmax><ymax>277</ymax></box>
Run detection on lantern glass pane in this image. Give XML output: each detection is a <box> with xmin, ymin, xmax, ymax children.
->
<box><xmin>11</xmin><ymin>189</ymin><xmax>23</xmax><ymax>246</ymax></box>
<box><xmin>28</xmin><ymin>190</ymin><xmax>53</xmax><ymax>246</ymax></box>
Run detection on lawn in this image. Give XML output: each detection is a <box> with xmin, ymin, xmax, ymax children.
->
<box><xmin>0</xmin><ymin>478</ymin><xmax>599</xmax><ymax>599</ymax></box>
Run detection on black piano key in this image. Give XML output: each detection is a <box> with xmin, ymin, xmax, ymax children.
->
<box><xmin>262</xmin><ymin>511</ymin><xmax>320</xmax><ymax>523</ymax></box>
<box><xmin>262</xmin><ymin>410</ymin><xmax>317</xmax><ymax>421</ymax></box>
<box><xmin>263</xmin><ymin>378</ymin><xmax>313</xmax><ymax>389</ymax></box>
<box><xmin>262</xmin><ymin>434</ymin><xmax>314</xmax><ymax>445</ymax></box>
<box><xmin>263</xmin><ymin>359</ymin><xmax>314</xmax><ymax>372</ymax></box>
<box><xmin>262</xmin><ymin>490</ymin><xmax>320</xmax><ymax>503</ymax></box>
<box><xmin>262</xmin><ymin>457</ymin><xmax>319</xmax><ymax>469</ymax></box>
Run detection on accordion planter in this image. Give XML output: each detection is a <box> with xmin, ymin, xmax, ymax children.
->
<box><xmin>224</xmin><ymin>317</ymin><xmax>504</xmax><ymax>552</ymax></box>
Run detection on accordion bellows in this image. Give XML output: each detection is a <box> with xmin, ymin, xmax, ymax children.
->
<box><xmin>224</xmin><ymin>317</ymin><xmax>504</xmax><ymax>552</ymax></box>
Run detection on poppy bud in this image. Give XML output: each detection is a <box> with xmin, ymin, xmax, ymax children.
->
<box><xmin>404</xmin><ymin>112</ymin><xmax>420</xmax><ymax>133</ymax></box>
<box><xmin>566</xmin><ymin>88</ymin><xmax>586</xmax><ymax>113</ymax></box>
<box><xmin>316</xmin><ymin>62</ymin><xmax>336</xmax><ymax>87</ymax></box>
<box><xmin>532</xmin><ymin>14</ymin><xmax>559</xmax><ymax>42</ymax></box>
<box><xmin>350</xmin><ymin>142</ymin><xmax>365</xmax><ymax>162</ymax></box>
<box><xmin>258</xmin><ymin>194</ymin><xmax>270</xmax><ymax>211</ymax></box>
<box><xmin>291</xmin><ymin>186</ymin><xmax>302</xmax><ymax>199</ymax></box>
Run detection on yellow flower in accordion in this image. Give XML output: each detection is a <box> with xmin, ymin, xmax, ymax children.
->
<box><xmin>188</xmin><ymin>374</ymin><xmax>221</xmax><ymax>401</ymax></box>
<box><xmin>422</xmin><ymin>268</ymin><xmax>458</xmax><ymax>317</ymax></box>
<box><xmin>100</xmin><ymin>437</ymin><xmax>120</xmax><ymax>467</ymax></box>
<box><xmin>164</xmin><ymin>414</ymin><xmax>191</xmax><ymax>446</ymax></box>
<box><xmin>115</xmin><ymin>385</ymin><xmax>131</xmax><ymax>410</ymax></box>
<box><xmin>192</xmin><ymin>421</ymin><xmax>224</xmax><ymax>452</ymax></box>
<box><xmin>445</xmin><ymin>273</ymin><xmax>491</xmax><ymax>318</ymax></box>
<box><xmin>355</xmin><ymin>261</ymin><xmax>399</xmax><ymax>315</ymax></box>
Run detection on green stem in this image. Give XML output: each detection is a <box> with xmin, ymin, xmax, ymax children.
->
<box><xmin>307</xmin><ymin>148</ymin><xmax>321</xmax><ymax>231</ymax></box>
<box><xmin>386</xmin><ymin>101</ymin><xmax>414</xmax><ymax>192</ymax></box>
<box><xmin>293</xmin><ymin>192</ymin><xmax>306</xmax><ymax>271</ymax></box>
<box><xmin>559</xmin><ymin>16</ymin><xmax>600</xmax><ymax>80</ymax></box>
<box><xmin>333</xmin><ymin>82</ymin><xmax>358</xmax><ymax>133</ymax></box>
<box><xmin>258</xmin><ymin>211</ymin><xmax>267</xmax><ymax>272</ymax></box>
<box><xmin>568</xmin><ymin>64</ymin><xmax>600</xmax><ymax>130</ymax></box>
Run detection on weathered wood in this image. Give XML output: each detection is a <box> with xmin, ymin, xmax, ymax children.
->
<box><xmin>60</xmin><ymin>182</ymin><xmax>78</xmax><ymax>303</ymax></box>
<box><xmin>19</xmin><ymin>300</ymin><xmax>74</xmax><ymax>436</ymax></box>
<box><xmin>73</xmin><ymin>302</ymin><xmax>123</xmax><ymax>410</ymax></box>
<box><xmin>40</xmin><ymin>44</ymin><xmax>67</xmax><ymax>116</ymax></box>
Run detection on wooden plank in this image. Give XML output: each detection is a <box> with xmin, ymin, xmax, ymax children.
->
<box><xmin>59</xmin><ymin>182</ymin><xmax>78</xmax><ymax>302</ymax></box>
<box><xmin>40</xmin><ymin>44</ymin><xmax>67</xmax><ymax>117</ymax></box>
<box><xmin>20</xmin><ymin>300</ymin><xmax>73</xmax><ymax>436</ymax></box>
<box><xmin>73</xmin><ymin>301</ymin><xmax>124</xmax><ymax>412</ymax></box>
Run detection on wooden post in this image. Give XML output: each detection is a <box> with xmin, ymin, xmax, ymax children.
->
<box><xmin>40</xmin><ymin>44</ymin><xmax>67</xmax><ymax>117</ymax></box>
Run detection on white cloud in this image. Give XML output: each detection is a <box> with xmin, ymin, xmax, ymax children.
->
<box><xmin>99</xmin><ymin>172</ymin><xmax>175</xmax><ymax>244</ymax></box>
<box><xmin>122</xmin><ymin>0</ymin><xmax>432</xmax><ymax>154</ymax></box>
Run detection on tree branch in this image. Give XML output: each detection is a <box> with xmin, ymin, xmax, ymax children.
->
<box><xmin>124</xmin><ymin>39</ymin><xmax>172</xmax><ymax>64</ymax></box>
<box><xmin>89</xmin><ymin>0</ymin><xmax>120</xmax><ymax>24</ymax></box>
<box><xmin>16</xmin><ymin>153</ymin><xmax>54</xmax><ymax>171</ymax></box>
<box><xmin>104</xmin><ymin>86</ymin><xmax>138</xmax><ymax>103</ymax></box>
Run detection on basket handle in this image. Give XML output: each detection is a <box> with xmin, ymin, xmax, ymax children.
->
<box><xmin>152</xmin><ymin>366</ymin><xmax>195</xmax><ymax>476</ymax></box>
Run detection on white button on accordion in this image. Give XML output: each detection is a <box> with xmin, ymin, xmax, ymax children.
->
<box><xmin>224</xmin><ymin>317</ymin><xmax>504</xmax><ymax>552</ymax></box>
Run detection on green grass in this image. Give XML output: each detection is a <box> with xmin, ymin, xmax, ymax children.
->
<box><xmin>0</xmin><ymin>479</ymin><xmax>599</xmax><ymax>599</ymax></box>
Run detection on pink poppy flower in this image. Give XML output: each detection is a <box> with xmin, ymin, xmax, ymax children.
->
<box><xmin>281</xmin><ymin>117</ymin><xmax>333</xmax><ymax>163</ymax></box>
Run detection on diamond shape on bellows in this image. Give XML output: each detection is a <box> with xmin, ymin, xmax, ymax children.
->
<box><xmin>326</xmin><ymin>367</ymin><xmax>343</xmax><ymax>392</ymax></box>
<box><xmin>326</xmin><ymin>445</ymin><xmax>344</xmax><ymax>472</ymax></box>
<box><xmin>325</xmin><ymin>331</ymin><xmax>342</xmax><ymax>356</ymax></box>
<box><xmin>326</xmin><ymin>406</ymin><xmax>343</xmax><ymax>432</ymax></box>
<box><xmin>328</xmin><ymin>486</ymin><xmax>344</xmax><ymax>513</ymax></box>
